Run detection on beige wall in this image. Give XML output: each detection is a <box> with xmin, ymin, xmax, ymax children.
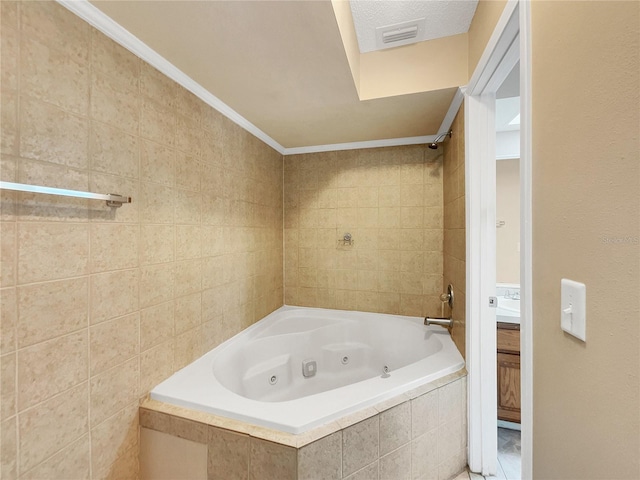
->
<box><xmin>467</xmin><ymin>0</ymin><xmax>507</xmax><ymax>78</ymax></box>
<box><xmin>358</xmin><ymin>34</ymin><xmax>468</xmax><ymax>101</ymax></box>
<box><xmin>442</xmin><ymin>106</ymin><xmax>466</xmax><ymax>358</ymax></box>
<box><xmin>532</xmin><ymin>1</ymin><xmax>639</xmax><ymax>478</ymax></box>
<box><xmin>284</xmin><ymin>146</ymin><xmax>445</xmax><ymax>318</ymax></box>
<box><xmin>496</xmin><ymin>158</ymin><xmax>519</xmax><ymax>285</ymax></box>
<box><xmin>0</xmin><ymin>2</ymin><xmax>283</xmax><ymax>479</ymax></box>
<box><xmin>330</xmin><ymin>1</ymin><xmax>468</xmax><ymax>102</ymax></box>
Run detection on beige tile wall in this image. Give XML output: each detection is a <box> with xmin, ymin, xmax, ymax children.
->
<box><xmin>442</xmin><ymin>106</ymin><xmax>466</xmax><ymax>357</ymax></box>
<box><xmin>284</xmin><ymin>146</ymin><xmax>445</xmax><ymax>317</ymax></box>
<box><xmin>0</xmin><ymin>2</ymin><xmax>283</xmax><ymax>479</ymax></box>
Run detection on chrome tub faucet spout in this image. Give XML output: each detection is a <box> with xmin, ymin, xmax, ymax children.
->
<box><xmin>424</xmin><ymin>316</ymin><xmax>454</xmax><ymax>330</ymax></box>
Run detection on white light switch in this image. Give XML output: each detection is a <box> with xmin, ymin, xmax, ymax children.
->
<box><xmin>561</xmin><ymin>279</ymin><xmax>586</xmax><ymax>341</ymax></box>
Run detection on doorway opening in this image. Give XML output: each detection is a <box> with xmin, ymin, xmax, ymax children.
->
<box><xmin>495</xmin><ymin>60</ymin><xmax>522</xmax><ymax>480</ymax></box>
<box><xmin>465</xmin><ymin>1</ymin><xmax>532</xmax><ymax>478</ymax></box>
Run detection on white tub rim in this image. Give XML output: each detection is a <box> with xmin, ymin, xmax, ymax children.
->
<box><xmin>151</xmin><ymin>305</ymin><xmax>466</xmax><ymax>434</ymax></box>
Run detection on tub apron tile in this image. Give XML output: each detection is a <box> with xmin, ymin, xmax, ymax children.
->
<box><xmin>297</xmin><ymin>431</ymin><xmax>342</xmax><ymax>480</ymax></box>
<box><xmin>249</xmin><ymin>438</ymin><xmax>297</xmax><ymax>480</ymax></box>
<box><xmin>341</xmin><ymin>416</ymin><xmax>379</xmax><ymax>478</ymax></box>
<box><xmin>207</xmin><ymin>427</ymin><xmax>249</xmax><ymax>480</ymax></box>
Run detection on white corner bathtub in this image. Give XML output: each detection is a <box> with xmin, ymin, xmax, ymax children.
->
<box><xmin>151</xmin><ymin>306</ymin><xmax>465</xmax><ymax>434</ymax></box>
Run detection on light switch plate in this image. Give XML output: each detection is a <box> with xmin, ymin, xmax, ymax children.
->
<box><xmin>561</xmin><ymin>278</ymin><xmax>586</xmax><ymax>341</ymax></box>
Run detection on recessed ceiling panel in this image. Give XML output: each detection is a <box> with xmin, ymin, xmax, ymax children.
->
<box><xmin>350</xmin><ymin>0</ymin><xmax>478</xmax><ymax>53</ymax></box>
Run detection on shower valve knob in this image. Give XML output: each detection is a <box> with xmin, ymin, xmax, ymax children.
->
<box><xmin>440</xmin><ymin>284</ymin><xmax>454</xmax><ymax>309</ymax></box>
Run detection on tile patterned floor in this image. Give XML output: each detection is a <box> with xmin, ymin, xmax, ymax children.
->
<box><xmin>454</xmin><ymin>471</ymin><xmax>473</xmax><ymax>480</ymax></box>
<box><xmin>466</xmin><ymin>427</ymin><xmax>522</xmax><ymax>480</ymax></box>
<box><xmin>488</xmin><ymin>428</ymin><xmax>521</xmax><ymax>480</ymax></box>
<box><xmin>496</xmin><ymin>427</ymin><xmax>521</xmax><ymax>479</ymax></box>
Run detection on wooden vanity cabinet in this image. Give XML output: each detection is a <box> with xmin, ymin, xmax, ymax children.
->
<box><xmin>497</xmin><ymin>323</ymin><xmax>521</xmax><ymax>423</ymax></box>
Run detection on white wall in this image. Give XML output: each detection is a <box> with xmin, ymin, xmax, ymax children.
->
<box><xmin>496</xmin><ymin>130</ymin><xmax>520</xmax><ymax>160</ymax></box>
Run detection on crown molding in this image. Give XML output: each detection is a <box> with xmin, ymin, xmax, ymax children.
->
<box><xmin>57</xmin><ymin>0</ymin><xmax>464</xmax><ymax>157</ymax></box>
<box><xmin>284</xmin><ymin>86</ymin><xmax>465</xmax><ymax>155</ymax></box>
<box><xmin>56</xmin><ymin>0</ymin><xmax>287</xmax><ymax>154</ymax></box>
<box><xmin>283</xmin><ymin>135</ymin><xmax>438</xmax><ymax>155</ymax></box>
<box><xmin>437</xmin><ymin>86</ymin><xmax>466</xmax><ymax>135</ymax></box>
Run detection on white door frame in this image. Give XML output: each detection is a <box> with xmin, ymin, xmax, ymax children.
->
<box><xmin>465</xmin><ymin>1</ymin><xmax>532</xmax><ymax>478</ymax></box>
<box><xmin>518</xmin><ymin>2</ymin><xmax>533</xmax><ymax>477</ymax></box>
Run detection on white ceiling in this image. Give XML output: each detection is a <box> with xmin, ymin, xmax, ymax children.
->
<box><xmin>86</xmin><ymin>0</ymin><xmax>466</xmax><ymax>150</ymax></box>
<box><xmin>350</xmin><ymin>0</ymin><xmax>478</xmax><ymax>53</ymax></box>
<box><xmin>497</xmin><ymin>61</ymin><xmax>520</xmax><ymax>99</ymax></box>
<box><xmin>496</xmin><ymin>97</ymin><xmax>520</xmax><ymax>132</ymax></box>
<box><xmin>496</xmin><ymin>62</ymin><xmax>520</xmax><ymax>132</ymax></box>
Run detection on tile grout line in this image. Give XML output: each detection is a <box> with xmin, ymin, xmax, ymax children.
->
<box><xmin>86</xmin><ymin>39</ymin><xmax>93</xmax><ymax>465</ymax></box>
<box><xmin>13</xmin><ymin>3</ymin><xmax>23</xmax><ymax>475</ymax></box>
<box><xmin>13</xmin><ymin>381</ymin><xmax>89</xmax><ymax>477</ymax></box>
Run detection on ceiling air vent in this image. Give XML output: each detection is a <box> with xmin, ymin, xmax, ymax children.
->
<box><xmin>382</xmin><ymin>25</ymin><xmax>418</xmax><ymax>44</ymax></box>
<box><xmin>375</xmin><ymin>18</ymin><xmax>426</xmax><ymax>51</ymax></box>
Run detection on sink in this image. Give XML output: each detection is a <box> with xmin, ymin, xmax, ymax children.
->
<box><xmin>497</xmin><ymin>296</ymin><xmax>520</xmax><ymax>324</ymax></box>
<box><xmin>498</xmin><ymin>298</ymin><xmax>520</xmax><ymax>313</ymax></box>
